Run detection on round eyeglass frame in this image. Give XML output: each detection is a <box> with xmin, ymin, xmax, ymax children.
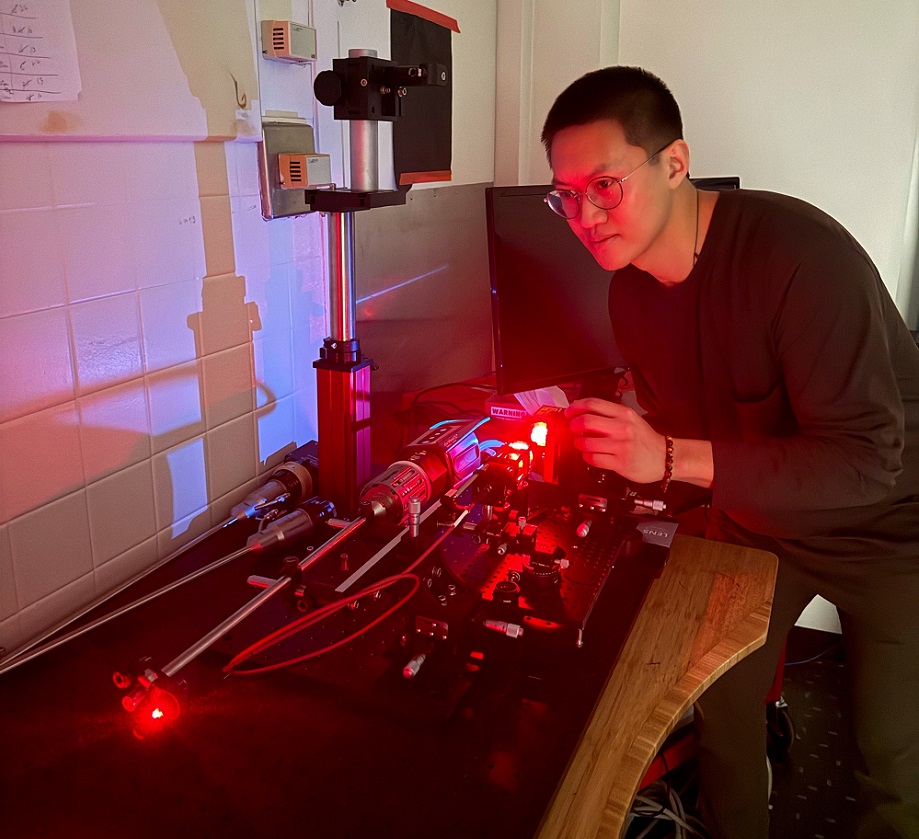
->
<box><xmin>545</xmin><ymin>142</ymin><xmax>673</xmax><ymax>219</ymax></box>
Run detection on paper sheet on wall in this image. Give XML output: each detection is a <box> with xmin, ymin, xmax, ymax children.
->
<box><xmin>0</xmin><ymin>0</ymin><xmax>81</xmax><ymax>102</ymax></box>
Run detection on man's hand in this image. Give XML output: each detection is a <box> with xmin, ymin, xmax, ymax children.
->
<box><xmin>565</xmin><ymin>398</ymin><xmax>715</xmax><ymax>489</ymax></box>
<box><xmin>565</xmin><ymin>398</ymin><xmax>667</xmax><ymax>484</ymax></box>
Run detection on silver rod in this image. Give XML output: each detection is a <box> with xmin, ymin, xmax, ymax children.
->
<box><xmin>0</xmin><ymin>518</ymin><xmax>236</xmax><ymax>675</ymax></box>
<box><xmin>349</xmin><ymin>120</ymin><xmax>379</xmax><ymax>192</ymax></box>
<box><xmin>327</xmin><ymin>212</ymin><xmax>355</xmax><ymax>342</ymax></box>
<box><xmin>335</xmin><ymin>525</ymin><xmax>410</xmax><ymax>593</ymax></box>
<box><xmin>335</xmin><ymin>495</ymin><xmax>471</xmax><ymax>594</ymax></box>
<box><xmin>348</xmin><ymin>48</ymin><xmax>379</xmax><ymax>193</ymax></box>
<box><xmin>160</xmin><ymin>517</ymin><xmax>367</xmax><ymax>679</ymax></box>
<box><xmin>299</xmin><ymin>516</ymin><xmax>366</xmax><ymax>573</ymax></box>
<box><xmin>163</xmin><ymin>577</ymin><xmax>291</xmax><ymax>678</ymax></box>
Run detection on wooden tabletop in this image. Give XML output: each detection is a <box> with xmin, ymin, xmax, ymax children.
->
<box><xmin>538</xmin><ymin>533</ymin><xmax>777</xmax><ymax>839</ymax></box>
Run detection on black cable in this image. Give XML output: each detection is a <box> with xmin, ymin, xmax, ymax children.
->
<box><xmin>784</xmin><ymin>641</ymin><xmax>841</xmax><ymax>666</ymax></box>
<box><xmin>408</xmin><ymin>379</ymin><xmax>496</xmax><ymax>409</ymax></box>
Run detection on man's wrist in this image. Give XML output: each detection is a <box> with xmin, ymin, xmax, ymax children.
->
<box><xmin>669</xmin><ymin>437</ymin><xmax>714</xmax><ymax>490</ymax></box>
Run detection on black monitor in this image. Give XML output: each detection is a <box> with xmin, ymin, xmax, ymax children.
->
<box><xmin>485</xmin><ymin>184</ymin><xmax>625</xmax><ymax>396</ymax></box>
<box><xmin>485</xmin><ymin>177</ymin><xmax>740</xmax><ymax>396</ymax></box>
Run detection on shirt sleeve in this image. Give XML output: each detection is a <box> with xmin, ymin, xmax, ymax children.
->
<box><xmin>710</xmin><ymin>242</ymin><xmax>905</xmax><ymax>535</ymax></box>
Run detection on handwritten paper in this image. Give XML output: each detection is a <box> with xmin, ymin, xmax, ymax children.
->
<box><xmin>0</xmin><ymin>0</ymin><xmax>81</xmax><ymax>102</ymax></box>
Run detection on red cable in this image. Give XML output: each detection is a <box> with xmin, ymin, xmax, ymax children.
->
<box><xmin>223</xmin><ymin>573</ymin><xmax>420</xmax><ymax>676</ymax></box>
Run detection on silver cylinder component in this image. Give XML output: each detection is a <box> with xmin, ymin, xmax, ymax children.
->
<box><xmin>348</xmin><ymin>48</ymin><xmax>379</xmax><ymax>192</ymax></box>
<box><xmin>231</xmin><ymin>460</ymin><xmax>314</xmax><ymax>522</ymax></box>
<box><xmin>350</xmin><ymin>121</ymin><xmax>379</xmax><ymax>192</ymax></box>
<box><xmin>484</xmin><ymin>619</ymin><xmax>524</xmax><ymax>640</ymax></box>
<box><xmin>360</xmin><ymin>460</ymin><xmax>433</xmax><ymax>524</ymax></box>
<box><xmin>408</xmin><ymin>497</ymin><xmax>422</xmax><ymax>538</ymax></box>
<box><xmin>246</xmin><ymin>507</ymin><xmax>316</xmax><ymax>551</ymax></box>
<box><xmin>328</xmin><ymin>211</ymin><xmax>355</xmax><ymax>342</ymax></box>
<box><xmin>403</xmin><ymin>652</ymin><xmax>426</xmax><ymax>679</ymax></box>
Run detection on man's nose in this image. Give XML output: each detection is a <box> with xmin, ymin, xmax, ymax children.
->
<box><xmin>576</xmin><ymin>195</ymin><xmax>607</xmax><ymax>229</ymax></box>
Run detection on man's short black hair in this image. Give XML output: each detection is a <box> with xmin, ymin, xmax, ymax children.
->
<box><xmin>541</xmin><ymin>66</ymin><xmax>683</xmax><ymax>160</ymax></box>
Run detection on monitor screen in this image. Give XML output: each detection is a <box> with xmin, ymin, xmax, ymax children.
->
<box><xmin>485</xmin><ymin>177</ymin><xmax>741</xmax><ymax>396</ymax></box>
<box><xmin>485</xmin><ymin>184</ymin><xmax>625</xmax><ymax>396</ymax></box>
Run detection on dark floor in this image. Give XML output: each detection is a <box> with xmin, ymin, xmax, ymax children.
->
<box><xmin>769</xmin><ymin>634</ymin><xmax>859</xmax><ymax>839</ymax></box>
<box><xmin>626</xmin><ymin>628</ymin><xmax>859</xmax><ymax>839</ymax></box>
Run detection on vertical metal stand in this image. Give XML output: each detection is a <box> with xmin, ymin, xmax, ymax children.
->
<box><xmin>314</xmin><ymin>50</ymin><xmax>378</xmax><ymax>518</ymax></box>
<box><xmin>315</xmin><ymin>212</ymin><xmax>372</xmax><ymax>518</ymax></box>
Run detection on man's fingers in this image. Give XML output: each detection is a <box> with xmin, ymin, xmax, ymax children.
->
<box><xmin>565</xmin><ymin>398</ymin><xmax>634</xmax><ymax>420</ymax></box>
<box><xmin>569</xmin><ymin>413</ymin><xmax>635</xmax><ymax>440</ymax></box>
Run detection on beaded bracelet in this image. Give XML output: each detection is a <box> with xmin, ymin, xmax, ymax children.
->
<box><xmin>661</xmin><ymin>435</ymin><xmax>674</xmax><ymax>493</ymax></box>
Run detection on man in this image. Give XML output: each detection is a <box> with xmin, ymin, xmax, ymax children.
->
<box><xmin>541</xmin><ymin>66</ymin><xmax>919</xmax><ymax>839</ymax></box>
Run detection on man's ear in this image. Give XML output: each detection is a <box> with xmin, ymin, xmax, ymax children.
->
<box><xmin>666</xmin><ymin>139</ymin><xmax>691</xmax><ymax>187</ymax></box>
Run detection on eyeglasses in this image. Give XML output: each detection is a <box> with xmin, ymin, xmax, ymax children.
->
<box><xmin>544</xmin><ymin>142</ymin><xmax>672</xmax><ymax>219</ymax></box>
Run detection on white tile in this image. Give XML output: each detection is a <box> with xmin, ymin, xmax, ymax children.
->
<box><xmin>255</xmin><ymin>396</ymin><xmax>297</xmax><ymax>472</ymax></box>
<box><xmin>58</xmin><ymin>204</ymin><xmax>136</xmax><ymax>302</ymax></box>
<box><xmin>253</xmin><ymin>330</ymin><xmax>294</xmax><ymax>408</ymax></box>
<box><xmin>18</xmin><ymin>572</ymin><xmax>97</xmax><ymax>645</ymax></box>
<box><xmin>86</xmin><ymin>461</ymin><xmax>156</xmax><ymax>565</ymax></box>
<box><xmin>198</xmin><ymin>194</ymin><xmax>237</xmax><ymax>279</ymax></box>
<box><xmin>231</xmin><ymin>196</ymin><xmax>271</xmax><ymax>281</ymax></box>
<box><xmin>147</xmin><ymin>360</ymin><xmax>206</xmax><ymax>453</ymax></box>
<box><xmin>157</xmin><ymin>507</ymin><xmax>213</xmax><ymax>558</ymax></box>
<box><xmin>205</xmin><ymin>413</ymin><xmax>257</xmax><ymax>502</ymax></box>
<box><xmin>131</xmin><ymin>198</ymin><xmax>202</xmax><ymax>289</ymax></box>
<box><xmin>8</xmin><ymin>491</ymin><xmax>93</xmax><ymax>607</ymax></box>
<box><xmin>94</xmin><ymin>536</ymin><xmax>159</xmax><ymax>597</ymax></box>
<box><xmin>70</xmin><ymin>293</ymin><xmax>144</xmax><ymax>395</ymax></box>
<box><xmin>0</xmin><ymin>402</ymin><xmax>84</xmax><ymax>523</ymax></box>
<box><xmin>192</xmin><ymin>141</ymin><xmax>230</xmax><ymax>198</ymax></box>
<box><xmin>246</xmin><ymin>260</ymin><xmax>293</xmax><ymax>333</ymax></box>
<box><xmin>0</xmin><ymin>208</ymin><xmax>67</xmax><ymax>317</ymax></box>
<box><xmin>201</xmin><ymin>344</ymin><xmax>255</xmax><ymax>430</ymax></box>
<box><xmin>0</xmin><ymin>524</ymin><xmax>17</xmax><ymax>618</ymax></box>
<box><xmin>0</xmin><ymin>143</ymin><xmax>54</xmax><ymax>211</ymax></box>
<box><xmin>0</xmin><ymin>613</ymin><xmax>23</xmax><ymax>657</ymax></box>
<box><xmin>122</xmin><ymin>142</ymin><xmax>198</xmax><ymax>202</ymax></box>
<box><xmin>290</xmin><ymin>257</ymin><xmax>328</xmax><ymax>342</ymax></box>
<box><xmin>78</xmin><ymin>380</ymin><xmax>151</xmax><ymax>484</ymax></box>
<box><xmin>50</xmin><ymin>142</ymin><xmax>128</xmax><ymax>207</ymax></box>
<box><xmin>139</xmin><ymin>278</ymin><xmax>202</xmax><ymax>374</ymax></box>
<box><xmin>292</xmin><ymin>325</ymin><xmax>324</xmax><ymax>386</ymax></box>
<box><xmin>267</xmin><ymin>213</ymin><xmax>295</xmax><ymax>265</ymax></box>
<box><xmin>198</xmin><ymin>273</ymin><xmax>256</xmax><ymax>355</ymax></box>
<box><xmin>223</xmin><ymin>141</ymin><xmax>243</xmax><ymax>196</ymax></box>
<box><xmin>292</xmin><ymin>212</ymin><xmax>325</xmax><ymax>261</ymax></box>
<box><xmin>293</xmin><ymin>369</ymin><xmax>319</xmax><ymax>448</ymax></box>
<box><xmin>0</xmin><ymin>307</ymin><xmax>75</xmax><ymax>423</ymax></box>
<box><xmin>151</xmin><ymin>436</ymin><xmax>208</xmax><ymax>532</ymax></box>
<box><xmin>232</xmin><ymin>140</ymin><xmax>262</xmax><ymax>197</ymax></box>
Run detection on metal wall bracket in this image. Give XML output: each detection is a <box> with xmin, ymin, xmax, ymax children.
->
<box><xmin>257</xmin><ymin>119</ymin><xmax>317</xmax><ymax>219</ymax></box>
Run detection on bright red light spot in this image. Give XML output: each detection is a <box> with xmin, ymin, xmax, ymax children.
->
<box><xmin>130</xmin><ymin>686</ymin><xmax>181</xmax><ymax>739</ymax></box>
<box><xmin>530</xmin><ymin>422</ymin><xmax>548</xmax><ymax>447</ymax></box>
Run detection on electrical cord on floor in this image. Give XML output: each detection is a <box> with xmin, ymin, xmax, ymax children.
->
<box><xmin>627</xmin><ymin>780</ymin><xmax>708</xmax><ymax>839</ymax></box>
<box><xmin>784</xmin><ymin>642</ymin><xmax>842</xmax><ymax>666</ymax></box>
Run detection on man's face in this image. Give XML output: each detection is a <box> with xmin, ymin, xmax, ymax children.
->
<box><xmin>549</xmin><ymin>120</ymin><xmax>673</xmax><ymax>273</ymax></box>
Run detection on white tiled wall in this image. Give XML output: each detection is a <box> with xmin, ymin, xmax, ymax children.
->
<box><xmin>0</xmin><ymin>138</ymin><xmax>327</xmax><ymax>656</ymax></box>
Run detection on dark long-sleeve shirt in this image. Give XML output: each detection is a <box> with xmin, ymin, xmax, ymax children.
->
<box><xmin>609</xmin><ymin>189</ymin><xmax>919</xmax><ymax>553</ymax></box>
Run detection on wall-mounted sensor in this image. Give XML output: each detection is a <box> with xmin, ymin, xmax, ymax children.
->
<box><xmin>260</xmin><ymin>20</ymin><xmax>317</xmax><ymax>64</ymax></box>
<box><xmin>278</xmin><ymin>153</ymin><xmax>332</xmax><ymax>189</ymax></box>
